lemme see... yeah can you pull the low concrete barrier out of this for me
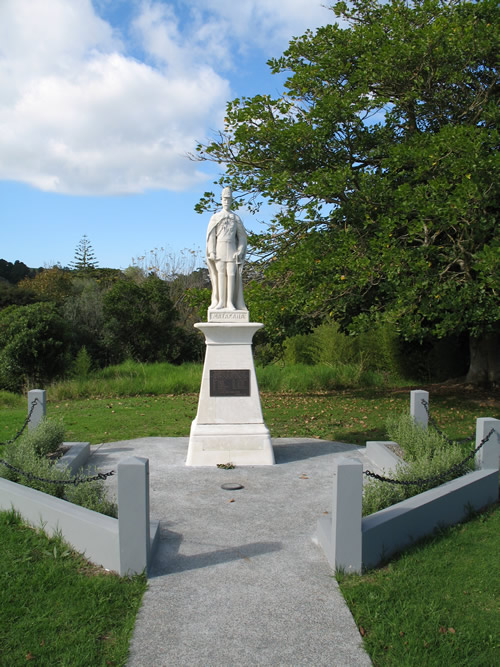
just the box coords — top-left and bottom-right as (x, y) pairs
(317, 416), (500, 573)
(0, 456), (159, 576)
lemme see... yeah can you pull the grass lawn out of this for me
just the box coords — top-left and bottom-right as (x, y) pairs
(0, 509), (147, 667)
(2, 384), (498, 447)
(1, 382), (499, 665)
(338, 504), (500, 666)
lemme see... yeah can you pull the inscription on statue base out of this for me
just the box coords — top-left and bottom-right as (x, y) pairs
(210, 370), (250, 397)
(208, 309), (250, 323)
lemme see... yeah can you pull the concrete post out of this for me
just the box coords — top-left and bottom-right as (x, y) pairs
(410, 390), (429, 429)
(316, 457), (363, 573)
(28, 389), (46, 430)
(475, 418), (500, 471)
(118, 456), (151, 576)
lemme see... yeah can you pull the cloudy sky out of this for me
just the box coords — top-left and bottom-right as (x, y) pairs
(1, 0), (332, 270)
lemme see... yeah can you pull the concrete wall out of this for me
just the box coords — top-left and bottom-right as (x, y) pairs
(362, 468), (498, 570)
(317, 416), (500, 573)
(0, 456), (159, 576)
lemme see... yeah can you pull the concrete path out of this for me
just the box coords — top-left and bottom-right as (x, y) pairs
(87, 437), (372, 666)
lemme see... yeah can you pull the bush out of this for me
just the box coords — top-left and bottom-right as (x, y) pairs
(1, 436), (67, 497)
(0, 420), (117, 517)
(72, 346), (93, 378)
(283, 334), (317, 365)
(362, 413), (475, 516)
(64, 475), (117, 518)
(282, 321), (403, 376)
(385, 412), (448, 461)
(18, 418), (65, 457)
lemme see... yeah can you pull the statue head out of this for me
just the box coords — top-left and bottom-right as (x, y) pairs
(221, 186), (232, 211)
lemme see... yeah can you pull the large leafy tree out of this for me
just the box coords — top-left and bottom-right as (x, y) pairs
(102, 276), (200, 364)
(195, 0), (499, 382)
(0, 303), (70, 391)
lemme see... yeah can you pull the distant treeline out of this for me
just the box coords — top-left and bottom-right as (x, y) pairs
(0, 258), (42, 284)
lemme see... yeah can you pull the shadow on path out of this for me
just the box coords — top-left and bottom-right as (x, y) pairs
(273, 440), (361, 463)
(150, 527), (282, 577)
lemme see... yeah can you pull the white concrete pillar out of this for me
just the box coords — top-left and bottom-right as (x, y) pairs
(475, 418), (500, 471)
(410, 390), (429, 428)
(28, 389), (46, 430)
(316, 457), (363, 573)
(118, 456), (151, 576)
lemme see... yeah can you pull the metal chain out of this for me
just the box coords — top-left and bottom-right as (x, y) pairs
(421, 399), (474, 445)
(1, 398), (114, 485)
(0, 398), (40, 447)
(364, 428), (495, 487)
(0, 457), (115, 486)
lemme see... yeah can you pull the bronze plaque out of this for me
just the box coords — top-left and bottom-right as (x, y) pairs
(210, 370), (250, 397)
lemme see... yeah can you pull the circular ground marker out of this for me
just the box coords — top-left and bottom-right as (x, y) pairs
(221, 483), (244, 491)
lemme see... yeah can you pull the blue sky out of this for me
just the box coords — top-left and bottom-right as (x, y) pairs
(0, 0), (332, 271)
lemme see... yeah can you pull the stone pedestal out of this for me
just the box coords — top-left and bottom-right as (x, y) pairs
(187, 318), (274, 466)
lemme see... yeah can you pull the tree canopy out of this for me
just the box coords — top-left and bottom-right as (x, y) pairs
(195, 0), (499, 381)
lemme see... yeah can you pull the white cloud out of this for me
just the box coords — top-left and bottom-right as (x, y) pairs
(189, 0), (331, 54)
(0, 0), (330, 196)
(0, 0), (230, 195)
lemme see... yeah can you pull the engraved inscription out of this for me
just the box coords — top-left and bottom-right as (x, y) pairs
(208, 310), (249, 323)
(210, 370), (250, 397)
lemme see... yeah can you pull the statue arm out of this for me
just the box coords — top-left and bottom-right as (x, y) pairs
(235, 217), (247, 260)
(206, 216), (218, 259)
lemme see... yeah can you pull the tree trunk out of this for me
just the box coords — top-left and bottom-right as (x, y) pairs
(466, 331), (500, 384)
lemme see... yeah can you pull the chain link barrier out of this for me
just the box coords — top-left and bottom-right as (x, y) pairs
(1, 398), (115, 485)
(0, 398), (40, 447)
(364, 428), (494, 487)
(0, 457), (115, 486)
(421, 398), (475, 445)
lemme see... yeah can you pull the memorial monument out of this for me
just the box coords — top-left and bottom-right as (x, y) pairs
(186, 187), (274, 466)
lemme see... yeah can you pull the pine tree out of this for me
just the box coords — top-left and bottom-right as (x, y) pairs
(70, 235), (98, 271)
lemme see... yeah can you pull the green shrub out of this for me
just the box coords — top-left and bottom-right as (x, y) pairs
(1, 437), (67, 497)
(64, 474), (117, 518)
(72, 346), (93, 378)
(18, 418), (65, 457)
(0, 420), (117, 517)
(362, 413), (475, 516)
(309, 322), (357, 366)
(385, 412), (448, 461)
(283, 334), (317, 365)
(282, 321), (403, 376)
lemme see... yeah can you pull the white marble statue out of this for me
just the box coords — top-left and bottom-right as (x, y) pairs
(206, 186), (247, 311)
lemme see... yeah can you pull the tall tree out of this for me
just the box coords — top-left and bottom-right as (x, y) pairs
(194, 0), (499, 382)
(70, 235), (99, 271)
(102, 276), (183, 363)
(0, 303), (70, 391)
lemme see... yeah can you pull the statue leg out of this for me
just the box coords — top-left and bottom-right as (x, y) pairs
(226, 263), (237, 310)
(207, 260), (218, 308)
(216, 261), (226, 309)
